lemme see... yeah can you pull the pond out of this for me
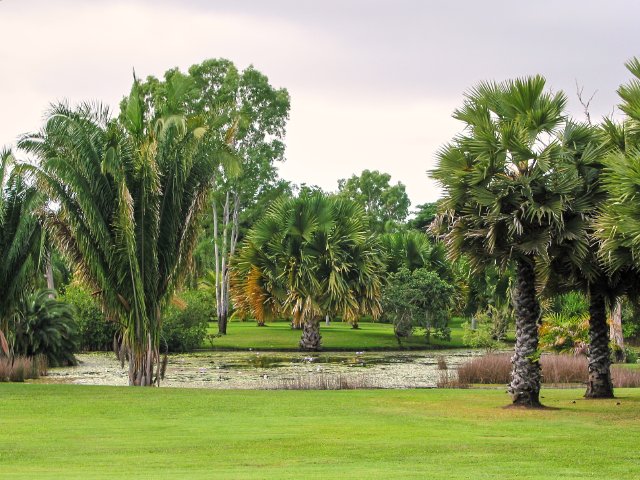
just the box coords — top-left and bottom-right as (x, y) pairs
(31, 350), (484, 389)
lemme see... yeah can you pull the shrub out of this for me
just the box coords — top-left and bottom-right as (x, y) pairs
(462, 320), (501, 351)
(11, 290), (77, 366)
(539, 292), (589, 354)
(381, 267), (454, 343)
(60, 283), (118, 352)
(161, 289), (213, 353)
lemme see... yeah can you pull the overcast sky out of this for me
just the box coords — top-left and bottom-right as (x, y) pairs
(1, 0), (639, 207)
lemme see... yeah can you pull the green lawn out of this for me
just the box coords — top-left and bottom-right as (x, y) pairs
(2, 385), (638, 479)
(204, 318), (468, 351)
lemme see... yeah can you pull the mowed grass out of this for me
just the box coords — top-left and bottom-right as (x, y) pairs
(2, 385), (639, 479)
(204, 318), (468, 351)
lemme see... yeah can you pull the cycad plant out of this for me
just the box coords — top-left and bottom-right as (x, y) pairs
(20, 75), (231, 385)
(431, 76), (581, 407)
(10, 289), (77, 367)
(231, 193), (384, 350)
(0, 150), (44, 356)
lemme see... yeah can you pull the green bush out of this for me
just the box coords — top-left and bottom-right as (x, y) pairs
(381, 267), (454, 343)
(10, 290), (78, 366)
(539, 292), (589, 354)
(60, 283), (117, 351)
(161, 290), (213, 353)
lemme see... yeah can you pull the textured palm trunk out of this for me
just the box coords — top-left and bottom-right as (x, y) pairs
(508, 257), (542, 408)
(585, 285), (614, 398)
(300, 318), (322, 351)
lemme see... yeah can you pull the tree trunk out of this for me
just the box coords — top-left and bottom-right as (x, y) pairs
(609, 298), (625, 362)
(127, 332), (158, 386)
(300, 318), (322, 351)
(508, 257), (542, 408)
(585, 285), (614, 398)
(45, 253), (55, 291)
(213, 190), (240, 336)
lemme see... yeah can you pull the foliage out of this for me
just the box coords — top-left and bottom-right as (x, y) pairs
(337, 169), (410, 232)
(597, 58), (640, 276)
(20, 72), (233, 385)
(60, 282), (117, 351)
(380, 230), (450, 280)
(407, 202), (438, 231)
(232, 193), (384, 349)
(0, 150), (44, 344)
(161, 290), (213, 353)
(462, 303), (512, 351)
(539, 292), (589, 354)
(622, 300), (640, 340)
(431, 76), (583, 273)
(8, 289), (77, 367)
(381, 267), (454, 343)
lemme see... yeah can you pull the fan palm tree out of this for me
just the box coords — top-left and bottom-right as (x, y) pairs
(380, 230), (449, 278)
(431, 76), (582, 407)
(20, 75), (232, 385)
(231, 193), (384, 350)
(544, 121), (626, 399)
(0, 150), (44, 356)
(596, 58), (640, 375)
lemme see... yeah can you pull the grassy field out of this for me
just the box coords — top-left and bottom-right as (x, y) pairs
(1, 385), (638, 479)
(204, 318), (469, 351)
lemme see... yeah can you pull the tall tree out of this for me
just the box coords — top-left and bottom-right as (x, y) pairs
(596, 58), (640, 375)
(231, 193), (384, 350)
(20, 74), (231, 385)
(0, 150), (44, 356)
(140, 59), (291, 335)
(431, 76), (581, 407)
(544, 121), (622, 399)
(337, 169), (410, 232)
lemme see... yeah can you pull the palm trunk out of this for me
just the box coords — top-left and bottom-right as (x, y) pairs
(585, 284), (614, 398)
(127, 332), (158, 386)
(508, 257), (542, 408)
(300, 318), (322, 351)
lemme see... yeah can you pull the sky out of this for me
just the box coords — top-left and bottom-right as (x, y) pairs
(1, 0), (640, 208)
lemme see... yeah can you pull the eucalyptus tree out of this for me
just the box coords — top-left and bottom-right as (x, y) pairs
(431, 76), (581, 407)
(231, 193), (384, 350)
(140, 59), (290, 334)
(0, 150), (44, 356)
(20, 75), (231, 386)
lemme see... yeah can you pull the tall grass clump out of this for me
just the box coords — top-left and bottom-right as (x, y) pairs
(455, 353), (640, 387)
(276, 374), (378, 390)
(0, 355), (47, 382)
(612, 367), (640, 388)
(457, 353), (513, 385)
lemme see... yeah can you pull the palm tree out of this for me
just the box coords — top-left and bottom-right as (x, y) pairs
(20, 75), (231, 386)
(596, 58), (640, 381)
(431, 76), (581, 407)
(231, 193), (384, 351)
(380, 230), (449, 277)
(544, 121), (624, 399)
(0, 150), (44, 356)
